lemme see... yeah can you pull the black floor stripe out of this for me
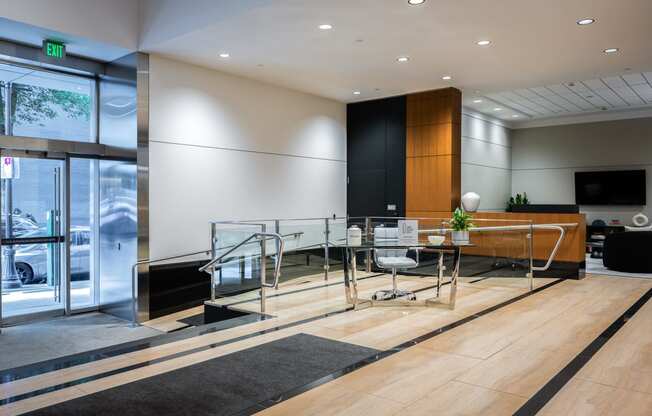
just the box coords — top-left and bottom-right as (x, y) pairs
(0, 307), (356, 406)
(0, 272), (383, 384)
(512, 287), (652, 416)
(1, 276), (564, 411)
(235, 279), (565, 415)
(219, 272), (384, 307)
(1, 279), (562, 408)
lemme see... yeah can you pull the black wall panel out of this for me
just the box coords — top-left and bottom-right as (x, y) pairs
(347, 96), (406, 217)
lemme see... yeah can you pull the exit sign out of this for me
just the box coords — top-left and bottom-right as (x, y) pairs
(43, 40), (66, 59)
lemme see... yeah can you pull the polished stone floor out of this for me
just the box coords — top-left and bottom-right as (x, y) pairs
(0, 313), (162, 371)
(0, 272), (650, 415)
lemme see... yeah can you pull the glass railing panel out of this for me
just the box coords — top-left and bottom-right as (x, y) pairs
(210, 222), (265, 297)
(274, 219), (328, 283)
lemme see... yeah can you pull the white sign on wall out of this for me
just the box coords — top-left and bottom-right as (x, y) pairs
(398, 219), (418, 245)
(1, 157), (20, 179)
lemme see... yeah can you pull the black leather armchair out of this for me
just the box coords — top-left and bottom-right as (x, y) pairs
(603, 231), (652, 273)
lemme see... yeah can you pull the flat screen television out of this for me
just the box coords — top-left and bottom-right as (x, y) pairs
(575, 170), (646, 205)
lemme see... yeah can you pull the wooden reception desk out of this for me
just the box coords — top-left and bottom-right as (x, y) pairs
(412, 211), (587, 278)
(466, 211), (586, 264)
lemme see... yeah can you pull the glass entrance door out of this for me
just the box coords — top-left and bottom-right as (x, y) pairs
(1, 155), (65, 318)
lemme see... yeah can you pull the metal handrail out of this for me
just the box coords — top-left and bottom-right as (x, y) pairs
(128, 232), (299, 326)
(199, 232), (299, 273)
(203, 232), (285, 314)
(418, 223), (577, 273)
(531, 225), (566, 272)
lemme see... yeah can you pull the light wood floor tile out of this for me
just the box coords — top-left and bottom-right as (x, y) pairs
(400, 380), (526, 416)
(576, 297), (652, 395)
(539, 378), (652, 416)
(332, 348), (481, 405)
(417, 280), (609, 359)
(455, 341), (576, 398)
(255, 380), (404, 416)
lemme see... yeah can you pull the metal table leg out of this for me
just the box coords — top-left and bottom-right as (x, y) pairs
(436, 251), (444, 298)
(350, 248), (359, 304)
(343, 247), (353, 304)
(449, 247), (461, 309)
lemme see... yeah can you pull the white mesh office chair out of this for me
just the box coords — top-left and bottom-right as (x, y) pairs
(372, 226), (419, 301)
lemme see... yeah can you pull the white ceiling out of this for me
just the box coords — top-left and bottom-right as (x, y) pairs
(140, 0), (652, 123)
(5, 0), (651, 124)
(465, 71), (652, 124)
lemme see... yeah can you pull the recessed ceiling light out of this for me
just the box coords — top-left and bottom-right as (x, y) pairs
(493, 107), (502, 111)
(397, 56), (410, 62)
(477, 40), (491, 46)
(319, 24), (333, 30)
(512, 114), (520, 118)
(408, 0), (426, 5)
(577, 18), (595, 25)
(442, 75), (452, 80)
(473, 99), (483, 103)
(604, 48), (619, 54)
(353, 91), (361, 95)
(219, 53), (230, 58)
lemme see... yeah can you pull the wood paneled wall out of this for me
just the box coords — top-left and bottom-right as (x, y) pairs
(406, 88), (462, 217)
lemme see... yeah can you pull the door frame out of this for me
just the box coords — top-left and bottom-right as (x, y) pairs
(0, 141), (135, 327)
(0, 149), (69, 325)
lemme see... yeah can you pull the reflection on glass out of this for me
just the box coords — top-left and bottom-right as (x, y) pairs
(0, 62), (94, 141)
(1, 157), (63, 317)
(70, 158), (98, 308)
(99, 78), (136, 149)
(98, 160), (137, 319)
(0, 80), (5, 135)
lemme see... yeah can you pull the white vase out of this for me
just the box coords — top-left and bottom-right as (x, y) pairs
(461, 192), (481, 213)
(451, 231), (469, 244)
(347, 225), (362, 246)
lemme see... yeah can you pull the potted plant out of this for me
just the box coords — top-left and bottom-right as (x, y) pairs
(450, 207), (474, 244)
(507, 192), (530, 212)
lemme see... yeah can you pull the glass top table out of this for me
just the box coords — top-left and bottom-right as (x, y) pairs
(332, 239), (471, 310)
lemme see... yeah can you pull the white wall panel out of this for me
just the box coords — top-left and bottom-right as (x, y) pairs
(148, 55), (347, 258)
(512, 117), (652, 224)
(461, 137), (511, 170)
(461, 113), (510, 146)
(149, 55), (346, 161)
(150, 142), (346, 258)
(461, 164), (512, 211)
(461, 111), (513, 211)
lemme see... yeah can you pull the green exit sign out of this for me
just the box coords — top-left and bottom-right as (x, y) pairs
(43, 40), (66, 59)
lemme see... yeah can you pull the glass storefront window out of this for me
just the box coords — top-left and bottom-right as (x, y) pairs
(0, 63), (95, 142)
(70, 158), (98, 308)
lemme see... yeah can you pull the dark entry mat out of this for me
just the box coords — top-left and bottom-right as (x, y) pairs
(26, 334), (380, 416)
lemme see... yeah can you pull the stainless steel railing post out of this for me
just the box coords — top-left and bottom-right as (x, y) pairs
(131, 263), (139, 327)
(274, 220), (280, 289)
(365, 217), (372, 273)
(210, 222), (216, 302)
(528, 223), (534, 291)
(324, 217), (330, 281)
(260, 224), (267, 314)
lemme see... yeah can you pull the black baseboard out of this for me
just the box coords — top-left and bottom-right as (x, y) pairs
(149, 259), (211, 320)
(509, 204), (580, 213)
(533, 260), (585, 279)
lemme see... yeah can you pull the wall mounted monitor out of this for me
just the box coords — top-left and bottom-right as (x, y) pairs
(575, 170), (646, 205)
